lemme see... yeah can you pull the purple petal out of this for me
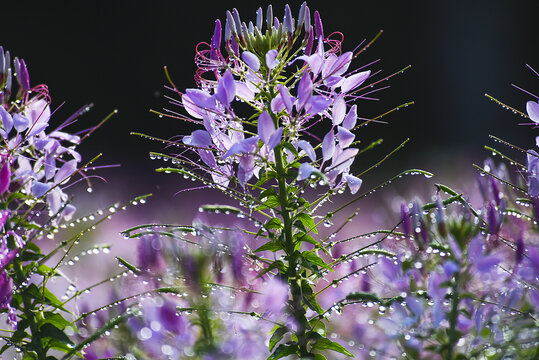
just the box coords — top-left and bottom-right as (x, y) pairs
(54, 159), (78, 184)
(400, 203), (412, 238)
(341, 70), (370, 93)
(24, 99), (50, 136)
(297, 52), (324, 76)
(199, 149), (216, 168)
(406, 295), (424, 318)
(277, 84), (295, 114)
(328, 51), (353, 77)
(62, 204), (76, 222)
(223, 136), (259, 159)
(0, 271), (13, 308)
(265, 50), (279, 69)
(267, 127), (283, 151)
(270, 95), (285, 113)
(182, 92), (207, 119)
(0, 210), (10, 230)
(159, 301), (185, 334)
(527, 101), (539, 123)
(337, 126), (355, 148)
(342, 104), (357, 130)
(44, 155), (56, 180)
(324, 76), (344, 88)
(297, 72), (313, 110)
(32, 181), (51, 198)
(27, 122), (48, 137)
(457, 314), (473, 333)
(321, 54), (337, 80)
(257, 111), (275, 144)
(296, 140), (316, 161)
(304, 25), (314, 55)
(0, 161), (10, 195)
(235, 81), (255, 102)
(12, 114), (29, 132)
(476, 254), (500, 273)
(215, 71), (236, 107)
(304, 95), (331, 115)
(443, 260), (459, 277)
(185, 89), (216, 110)
(428, 272), (447, 300)
(284, 4), (294, 34)
(529, 177), (539, 197)
(322, 131), (335, 161)
(238, 154), (255, 187)
(331, 148), (358, 172)
(262, 277), (289, 315)
(183, 130), (212, 147)
(314, 10), (324, 40)
(242, 51), (260, 71)
(211, 20), (222, 59)
(0, 107), (13, 135)
(297, 163), (317, 181)
(332, 97), (346, 125)
(345, 174), (362, 194)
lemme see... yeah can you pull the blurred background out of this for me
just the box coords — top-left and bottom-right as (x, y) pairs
(2, 0), (539, 215)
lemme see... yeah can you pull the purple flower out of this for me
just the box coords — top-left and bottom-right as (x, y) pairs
(242, 51), (260, 71)
(400, 203), (412, 238)
(526, 100), (539, 123)
(137, 233), (163, 271)
(0, 270), (12, 310)
(257, 111), (283, 151)
(527, 150), (539, 197)
(261, 277), (288, 316)
(159, 300), (185, 334)
(0, 156), (10, 194)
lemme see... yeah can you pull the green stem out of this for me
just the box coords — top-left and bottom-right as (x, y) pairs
(273, 144), (311, 358)
(447, 272), (460, 360)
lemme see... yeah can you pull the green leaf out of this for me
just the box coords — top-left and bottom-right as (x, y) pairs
(42, 312), (72, 330)
(25, 283), (67, 310)
(36, 264), (55, 276)
(263, 195), (281, 208)
(282, 142), (299, 157)
(312, 338), (353, 357)
(301, 281), (324, 314)
(295, 233), (317, 246)
(254, 241), (282, 253)
(116, 256), (141, 274)
(269, 326), (288, 351)
(200, 204), (242, 215)
(296, 213), (317, 234)
(302, 251), (332, 271)
(40, 323), (73, 345)
(265, 218), (282, 230)
(259, 187), (277, 201)
(25, 242), (42, 254)
(20, 251), (44, 261)
(345, 292), (383, 304)
(268, 344), (299, 359)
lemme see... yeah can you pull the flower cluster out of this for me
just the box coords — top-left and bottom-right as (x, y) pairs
(0, 46), (129, 360)
(178, 2), (374, 195)
(1, 47), (82, 222)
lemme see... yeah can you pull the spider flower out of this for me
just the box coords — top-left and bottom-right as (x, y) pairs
(173, 3), (383, 196)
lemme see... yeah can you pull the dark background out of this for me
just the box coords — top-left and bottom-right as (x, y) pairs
(3, 0), (539, 204)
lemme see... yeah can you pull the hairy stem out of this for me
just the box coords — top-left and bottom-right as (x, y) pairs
(274, 144), (311, 358)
